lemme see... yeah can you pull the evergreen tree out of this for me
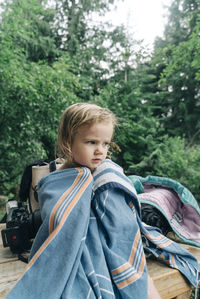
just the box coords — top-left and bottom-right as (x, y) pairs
(0, 0), (80, 195)
(150, 0), (200, 143)
(0, 0), (58, 62)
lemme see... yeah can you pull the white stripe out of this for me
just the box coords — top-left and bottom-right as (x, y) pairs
(88, 270), (95, 277)
(114, 268), (137, 284)
(100, 288), (115, 296)
(96, 274), (111, 282)
(94, 173), (137, 196)
(133, 240), (144, 273)
(184, 259), (196, 276)
(100, 190), (109, 219)
(114, 266), (135, 281)
(93, 160), (122, 177)
(87, 287), (92, 299)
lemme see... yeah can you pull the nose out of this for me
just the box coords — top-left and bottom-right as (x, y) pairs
(94, 144), (104, 155)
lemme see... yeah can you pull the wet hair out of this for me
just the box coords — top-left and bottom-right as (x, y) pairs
(57, 102), (117, 163)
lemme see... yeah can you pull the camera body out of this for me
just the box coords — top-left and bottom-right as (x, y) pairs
(1, 201), (42, 254)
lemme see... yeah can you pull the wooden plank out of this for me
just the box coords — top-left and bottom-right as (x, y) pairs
(0, 247), (18, 264)
(148, 259), (192, 298)
(0, 260), (26, 298)
(147, 244), (200, 299)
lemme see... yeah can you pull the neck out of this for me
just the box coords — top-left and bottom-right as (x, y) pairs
(60, 160), (82, 170)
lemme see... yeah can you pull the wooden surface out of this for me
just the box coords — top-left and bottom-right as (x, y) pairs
(147, 243), (200, 298)
(0, 223), (199, 298)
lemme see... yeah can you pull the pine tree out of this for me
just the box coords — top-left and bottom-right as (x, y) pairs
(150, 0), (200, 143)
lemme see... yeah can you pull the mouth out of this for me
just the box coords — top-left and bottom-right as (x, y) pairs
(92, 159), (102, 163)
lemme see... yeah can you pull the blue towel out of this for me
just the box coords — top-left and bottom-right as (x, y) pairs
(7, 160), (199, 299)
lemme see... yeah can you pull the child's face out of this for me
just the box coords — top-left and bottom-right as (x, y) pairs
(71, 121), (113, 171)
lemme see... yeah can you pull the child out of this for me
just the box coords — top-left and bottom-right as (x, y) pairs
(57, 102), (161, 299)
(57, 102), (117, 172)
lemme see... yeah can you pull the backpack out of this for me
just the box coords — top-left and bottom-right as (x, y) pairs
(19, 159), (63, 212)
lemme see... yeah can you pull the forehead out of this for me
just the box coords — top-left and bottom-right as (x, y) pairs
(77, 121), (113, 138)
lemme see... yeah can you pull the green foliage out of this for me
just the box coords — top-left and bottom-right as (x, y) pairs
(151, 0), (200, 144)
(0, 0), (58, 62)
(0, 54), (80, 196)
(53, 0), (115, 54)
(0, 0), (81, 196)
(129, 136), (200, 201)
(96, 72), (163, 170)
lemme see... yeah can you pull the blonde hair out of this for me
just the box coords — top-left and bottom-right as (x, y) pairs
(57, 102), (117, 163)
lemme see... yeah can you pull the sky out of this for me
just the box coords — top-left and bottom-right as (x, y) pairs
(0, 0), (173, 49)
(106, 0), (173, 48)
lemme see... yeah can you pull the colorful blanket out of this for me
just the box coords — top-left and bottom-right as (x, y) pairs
(7, 160), (200, 299)
(128, 175), (200, 247)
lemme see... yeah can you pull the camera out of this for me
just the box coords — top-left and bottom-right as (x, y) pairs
(1, 201), (42, 254)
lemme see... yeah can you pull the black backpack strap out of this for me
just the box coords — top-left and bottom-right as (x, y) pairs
(49, 160), (57, 172)
(19, 159), (49, 203)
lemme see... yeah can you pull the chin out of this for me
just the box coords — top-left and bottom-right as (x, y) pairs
(90, 165), (97, 172)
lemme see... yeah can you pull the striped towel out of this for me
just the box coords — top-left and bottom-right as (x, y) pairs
(7, 160), (199, 299)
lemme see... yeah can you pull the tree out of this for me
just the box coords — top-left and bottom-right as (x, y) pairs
(0, 0), (80, 195)
(149, 0), (200, 144)
(52, 0), (115, 54)
(51, 0), (134, 101)
(95, 57), (162, 170)
(0, 0), (58, 62)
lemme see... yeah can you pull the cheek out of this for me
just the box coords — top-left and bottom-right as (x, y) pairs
(71, 143), (81, 157)
(73, 144), (90, 157)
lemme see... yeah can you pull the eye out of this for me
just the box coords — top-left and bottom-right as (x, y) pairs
(86, 140), (95, 145)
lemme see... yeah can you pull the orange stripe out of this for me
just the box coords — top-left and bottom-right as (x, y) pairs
(116, 251), (146, 289)
(144, 233), (164, 240)
(111, 229), (141, 276)
(157, 239), (173, 248)
(112, 263), (130, 276)
(144, 233), (173, 247)
(55, 172), (92, 230)
(23, 170), (92, 274)
(129, 230), (141, 265)
(49, 168), (83, 233)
